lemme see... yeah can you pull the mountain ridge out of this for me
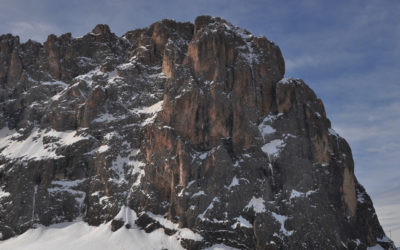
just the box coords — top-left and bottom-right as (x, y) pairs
(0, 16), (395, 249)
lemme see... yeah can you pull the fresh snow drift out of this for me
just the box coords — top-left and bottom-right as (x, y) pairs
(0, 206), (205, 250)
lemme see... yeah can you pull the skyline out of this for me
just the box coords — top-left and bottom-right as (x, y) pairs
(1, 0), (399, 245)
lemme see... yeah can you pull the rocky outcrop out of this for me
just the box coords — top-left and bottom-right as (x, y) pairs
(0, 16), (395, 249)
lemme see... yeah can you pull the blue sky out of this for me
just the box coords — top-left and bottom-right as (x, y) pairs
(1, 0), (399, 244)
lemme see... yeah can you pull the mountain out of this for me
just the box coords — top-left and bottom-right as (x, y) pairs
(0, 16), (396, 249)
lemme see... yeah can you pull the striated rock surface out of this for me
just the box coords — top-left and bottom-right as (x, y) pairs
(0, 16), (395, 249)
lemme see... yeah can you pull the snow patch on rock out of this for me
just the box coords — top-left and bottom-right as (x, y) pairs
(261, 139), (286, 158)
(0, 128), (90, 161)
(147, 211), (203, 241)
(48, 179), (86, 210)
(204, 244), (241, 250)
(290, 189), (317, 199)
(245, 197), (266, 213)
(367, 245), (385, 250)
(0, 188), (10, 199)
(277, 78), (302, 86)
(192, 191), (206, 197)
(198, 197), (219, 221)
(328, 128), (339, 138)
(271, 212), (293, 236)
(231, 216), (252, 229)
(227, 176), (239, 189)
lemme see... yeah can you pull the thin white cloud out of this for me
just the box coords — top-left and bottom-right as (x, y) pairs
(285, 51), (363, 71)
(6, 21), (61, 42)
(374, 203), (400, 246)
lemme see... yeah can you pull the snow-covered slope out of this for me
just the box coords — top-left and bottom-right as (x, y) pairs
(0, 207), (236, 250)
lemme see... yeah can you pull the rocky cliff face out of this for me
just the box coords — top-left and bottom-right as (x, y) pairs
(0, 16), (395, 249)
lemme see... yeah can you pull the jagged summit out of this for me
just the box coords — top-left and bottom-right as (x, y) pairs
(0, 16), (395, 249)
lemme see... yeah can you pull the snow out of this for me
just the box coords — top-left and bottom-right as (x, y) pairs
(46, 130), (91, 145)
(277, 78), (302, 86)
(0, 128), (90, 161)
(113, 206), (137, 226)
(0, 188), (10, 199)
(177, 188), (185, 197)
(104, 131), (121, 141)
(227, 176), (239, 189)
(99, 196), (111, 205)
(195, 146), (220, 161)
(192, 191), (205, 197)
(92, 113), (126, 123)
(376, 236), (392, 243)
(51, 90), (67, 101)
(357, 192), (365, 203)
(110, 150), (144, 184)
(41, 80), (68, 88)
(186, 180), (195, 188)
(97, 145), (110, 153)
(258, 124), (275, 137)
(262, 113), (283, 123)
(289, 190), (304, 199)
(367, 245), (385, 250)
(178, 228), (203, 241)
(91, 191), (100, 197)
(131, 168), (145, 187)
(42, 81), (68, 101)
(289, 189), (317, 199)
(245, 197), (266, 213)
(147, 211), (176, 230)
(198, 197), (219, 221)
(133, 100), (164, 115)
(146, 212), (203, 241)
(233, 27), (257, 64)
(231, 216), (252, 229)
(73, 67), (102, 87)
(204, 20), (255, 65)
(48, 179), (86, 210)
(51, 67), (119, 101)
(0, 129), (57, 160)
(354, 239), (361, 246)
(271, 212), (293, 236)
(117, 62), (135, 71)
(132, 100), (164, 126)
(0, 206), (197, 250)
(261, 139), (286, 158)
(328, 128), (339, 137)
(199, 152), (208, 160)
(277, 78), (292, 85)
(305, 190), (317, 197)
(49, 179), (85, 189)
(76, 56), (94, 67)
(0, 126), (16, 140)
(204, 244), (241, 250)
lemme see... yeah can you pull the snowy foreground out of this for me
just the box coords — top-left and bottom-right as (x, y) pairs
(0, 207), (237, 250)
(0, 220), (387, 250)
